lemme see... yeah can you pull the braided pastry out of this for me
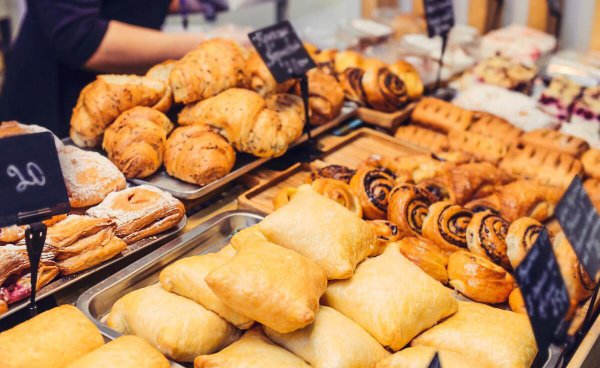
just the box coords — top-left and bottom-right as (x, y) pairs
(448, 250), (514, 304)
(307, 165), (354, 184)
(411, 97), (472, 133)
(367, 220), (400, 256)
(310, 179), (362, 217)
(387, 184), (434, 237)
(520, 128), (589, 157)
(553, 232), (595, 304)
(421, 201), (473, 253)
(102, 107), (173, 179)
(466, 211), (511, 270)
(170, 38), (248, 104)
(447, 130), (508, 164)
(394, 125), (449, 153)
(396, 237), (449, 284)
(506, 217), (542, 269)
(468, 112), (523, 144)
(164, 125), (235, 186)
(349, 168), (396, 220)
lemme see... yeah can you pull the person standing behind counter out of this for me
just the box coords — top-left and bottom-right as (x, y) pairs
(0, 0), (209, 138)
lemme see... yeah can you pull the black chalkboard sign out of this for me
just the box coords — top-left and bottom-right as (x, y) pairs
(248, 21), (316, 83)
(423, 0), (455, 38)
(0, 132), (69, 227)
(515, 228), (570, 353)
(547, 0), (561, 16)
(428, 352), (441, 368)
(555, 176), (600, 277)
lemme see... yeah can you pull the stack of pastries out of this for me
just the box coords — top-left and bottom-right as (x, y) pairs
(104, 186), (538, 367)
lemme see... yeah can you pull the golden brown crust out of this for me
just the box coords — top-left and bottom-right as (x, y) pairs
(388, 61), (424, 100)
(582, 149), (600, 179)
(466, 211), (511, 270)
(310, 179), (362, 218)
(367, 220), (401, 256)
(421, 201), (473, 253)
(411, 97), (472, 133)
(468, 112), (523, 144)
(273, 187), (298, 210)
(307, 165), (355, 184)
(57, 235), (127, 276)
(349, 168), (397, 220)
(245, 50), (297, 97)
(584, 179), (600, 213)
(553, 233), (596, 303)
(396, 237), (448, 284)
(520, 129), (589, 157)
(164, 125), (235, 186)
(509, 288), (527, 314)
(394, 125), (449, 153)
(448, 250), (514, 304)
(506, 217), (542, 270)
(145, 60), (176, 113)
(298, 69), (345, 125)
(387, 184), (434, 237)
(499, 144), (583, 188)
(333, 50), (365, 74)
(448, 130), (508, 164)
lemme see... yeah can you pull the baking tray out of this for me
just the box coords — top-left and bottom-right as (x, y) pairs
(76, 210), (262, 367)
(1, 216), (187, 320)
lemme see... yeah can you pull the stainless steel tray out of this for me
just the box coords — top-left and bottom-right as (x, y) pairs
(2, 216), (187, 320)
(130, 105), (357, 199)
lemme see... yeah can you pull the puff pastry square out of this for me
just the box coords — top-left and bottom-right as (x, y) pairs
(258, 188), (376, 279)
(107, 285), (240, 362)
(411, 301), (537, 368)
(265, 306), (390, 368)
(160, 252), (254, 329)
(375, 346), (485, 368)
(323, 243), (457, 350)
(206, 238), (327, 333)
(195, 327), (310, 368)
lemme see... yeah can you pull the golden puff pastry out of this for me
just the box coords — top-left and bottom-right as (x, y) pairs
(107, 285), (240, 362)
(194, 327), (310, 368)
(411, 301), (537, 368)
(395, 237), (449, 284)
(258, 187), (376, 280)
(0, 305), (104, 368)
(264, 306), (390, 368)
(323, 243), (457, 351)
(376, 346), (486, 368)
(160, 253), (254, 329)
(64, 335), (170, 368)
(206, 238), (327, 333)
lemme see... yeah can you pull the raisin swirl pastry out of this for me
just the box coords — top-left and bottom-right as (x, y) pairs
(387, 184), (434, 237)
(466, 211), (511, 270)
(448, 250), (515, 304)
(506, 217), (543, 269)
(307, 165), (355, 184)
(349, 168), (396, 220)
(421, 201), (473, 253)
(396, 237), (449, 284)
(367, 220), (400, 256)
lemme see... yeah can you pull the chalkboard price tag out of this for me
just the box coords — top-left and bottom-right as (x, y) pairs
(515, 228), (570, 353)
(428, 352), (441, 368)
(248, 21), (316, 83)
(423, 0), (455, 38)
(0, 132), (70, 227)
(555, 176), (600, 278)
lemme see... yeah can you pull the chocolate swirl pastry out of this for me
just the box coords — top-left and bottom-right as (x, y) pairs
(553, 233), (596, 303)
(367, 220), (400, 256)
(357, 155), (413, 183)
(397, 237), (449, 284)
(350, 168), (396, 220)
(466, 211), (511, 270)
(464, 195), (501, 215)
(339, 65), (409, 112)
(311, 179), (363, 218)
(307, 165), (355, 184)
(506, 217), (542, 269)
(387, 184), (434, 237)
(421, 201), (473, 253)
(339, 68), (368, 106)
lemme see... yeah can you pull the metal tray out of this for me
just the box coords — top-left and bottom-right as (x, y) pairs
(1, 216), (187, 320)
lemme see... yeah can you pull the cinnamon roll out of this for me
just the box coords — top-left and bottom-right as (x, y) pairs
(349, 168), (396, 220)
(387, 184), (434, 237)
(509, 288), (527, 314)
(448, 250), (514, 304)
(553, 233), (595, 303)
(466, 211), (511, 270)
(311, 179), (362, 217)
(396, 237), (449, 284)
(307, 165), (355, 184)
(506, 217), (542, 269)
(273, 187), (298, 210)
(421, 201), (472, 253)
(367, 220), (400, 256)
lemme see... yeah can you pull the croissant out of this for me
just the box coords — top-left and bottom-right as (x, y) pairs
(246, 50), (296, 97)
(179, 88), (305, 158)
(170, 38), (248, 104)
(145, 60), (176, 112)
(164, 125), (235, 186)
(70, 75), (170, 147)
(349, 167), (397, 220)
(102, 107), (173, 179)
(396, 237), (449, 284)
(466, 211), (511, 270)
(387, 184), (434, 237)
(388, 60), (424, 100)
(506, 217), (543, 270)
(448, 250), (514, 304)
(421, 201), (472, 253)
(295, 68), (345, 125)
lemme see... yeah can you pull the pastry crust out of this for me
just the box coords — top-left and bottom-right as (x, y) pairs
(160, 253), (254, 329)
(206, 237), (327, 333)
(448, 250), (514, 304)
(411, 301), (537, 368)
(367, 220), (401, 256)
(553, 233), (595, 303)
(466, 211), (511, 270)
(584, 178), (600, 212)
(468, 112), (523, 144)
(388, 60), (424, 100)
(86, 185), (185, 244)
(349, 167), (396, 220)
(194, 327), (310, 368)
(323, 243), (457, 351)
(298, 68), (345, 125)
(64, 336), (170, 368)
(107, 285), (240, 362)
(246, 50), (296, 97)
(310, 179), (362, 217)
(0, 305), (104, 368)
(0, 120), (64, 149)
(411, 97), (472, 133)
(520, 128), (589, 157)
(334, 50), (365, 74)
(506, 217), (543, 269)
(447, 130), (508, 164)
(58, 146), (126, 208)
(258, 188), (376, 279)
(145, 60), (175, 113)
(376, 346), (486, 368)
(394, 125), (449, 153)
(582, 149), (600, 179)
(264, 306), (390, 368)
(421, 201), (472, 253)
(387, 184), (434, 237)
(307, 165), (355, 184)
(396, 237), (449, 284)
(509, 288), (527, 315)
